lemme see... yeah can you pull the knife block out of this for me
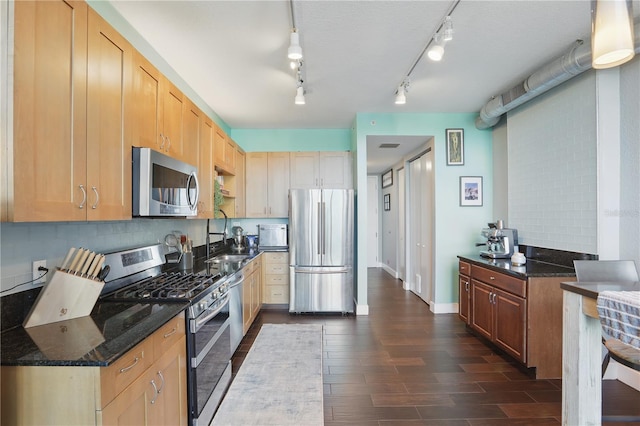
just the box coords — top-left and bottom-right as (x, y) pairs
(23, 269), (104, 328)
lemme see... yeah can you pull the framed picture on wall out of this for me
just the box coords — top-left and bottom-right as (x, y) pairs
(381, 169), (393, 188)
(460, 176), (483, 206)
(383, 194), (390, 211)
(446, 128), (464, 166)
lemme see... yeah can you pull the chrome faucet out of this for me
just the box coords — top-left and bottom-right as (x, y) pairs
(206, 209), (228, 259)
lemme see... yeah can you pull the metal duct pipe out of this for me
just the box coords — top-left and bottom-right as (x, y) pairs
(475, 18), (640, 130)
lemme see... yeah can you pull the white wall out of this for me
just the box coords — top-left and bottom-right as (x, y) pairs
(507, 72), (597, 253)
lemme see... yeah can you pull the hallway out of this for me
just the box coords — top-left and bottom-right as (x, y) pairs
(233, 268), (639, 425)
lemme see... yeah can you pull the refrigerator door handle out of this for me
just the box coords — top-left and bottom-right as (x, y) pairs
(317, 202), (322, 255)
(294, 268), (350, 274)
(321, 201), (326, 255)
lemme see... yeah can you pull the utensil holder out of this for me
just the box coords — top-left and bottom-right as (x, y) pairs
(179, 252), (194, 271)
(23, 269), (104, 328)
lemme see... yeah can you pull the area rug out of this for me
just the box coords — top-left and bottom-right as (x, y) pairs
(212, 323), (324, 426)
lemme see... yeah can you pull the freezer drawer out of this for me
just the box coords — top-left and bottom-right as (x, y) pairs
(289, 266), (354, 313)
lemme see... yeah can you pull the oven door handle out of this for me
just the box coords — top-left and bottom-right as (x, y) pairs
(191, 293), (230, 334)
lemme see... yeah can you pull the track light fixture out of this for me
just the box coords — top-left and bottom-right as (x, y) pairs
(288, 29), (303, 60)
(295, 85), (305, 105)
(395, 80), (409, 105)
(294, 61), (305, 105)
(591, 0), (635, 69)
(443, 16), (454, 41)
(393, 0), (460, 104)
(427, 34), (445, 61)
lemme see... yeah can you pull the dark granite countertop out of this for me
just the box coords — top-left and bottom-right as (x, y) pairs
(458, 254), (576, 279)
(560, 281), (640, 299)
(1, 300), (188, 367)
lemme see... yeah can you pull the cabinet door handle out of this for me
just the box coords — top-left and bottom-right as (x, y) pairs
(166, 136), (171, 152)
(465, 282), (469, 291)
(78, 185), (86, 209)
(119, 356), (139, 373)
(150, 379), (159, 404)
(91, 186), (99, 209)
(163, 327), (177, 338)
(156, 370), (165, 394)
(488, 291), (493, 303)
(489, 276), (495, 280)
(492, 293), (497, 304)
(159, 133), (165, 150)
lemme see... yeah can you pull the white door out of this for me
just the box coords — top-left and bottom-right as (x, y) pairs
(398, 167), (406, 282)
(408, 158), (422, 295)
(367, 176), (379, 267)
(420, 151), (434, 305)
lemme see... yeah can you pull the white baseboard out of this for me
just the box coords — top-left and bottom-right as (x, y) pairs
(606, 361), (640, 391)
(430, 302), (459, 314)
(381, 264), (397, 278)
(355, 302), (369, 315)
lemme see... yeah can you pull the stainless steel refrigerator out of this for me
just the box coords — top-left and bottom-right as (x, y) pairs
(289, 189), (354, 313)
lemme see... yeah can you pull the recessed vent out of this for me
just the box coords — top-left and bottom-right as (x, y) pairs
(379, 143), (400, 149)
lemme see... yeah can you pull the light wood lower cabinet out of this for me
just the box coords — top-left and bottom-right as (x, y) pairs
(1, 313), (187, 426)
(242, 255), (263, 335)
(460, 261), (568, 378)
(262, 252), (290, 305)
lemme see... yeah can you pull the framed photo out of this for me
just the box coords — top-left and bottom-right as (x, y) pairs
(383, 194), (390, 211)
(460, 176), (483, 206)
(381, 169), (393, 188)
(446, 128), (464, 166)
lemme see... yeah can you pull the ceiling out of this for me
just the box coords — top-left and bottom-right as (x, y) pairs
(107, 0), (639, 173)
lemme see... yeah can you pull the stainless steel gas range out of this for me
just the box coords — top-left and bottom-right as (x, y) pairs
(99, 243), (230, 426)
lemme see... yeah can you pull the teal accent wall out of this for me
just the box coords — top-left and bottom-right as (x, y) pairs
(230, 129), (352, 152)
(355, 113), (494, 308)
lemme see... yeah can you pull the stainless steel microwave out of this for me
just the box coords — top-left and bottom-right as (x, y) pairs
(132, 147), (199, 217)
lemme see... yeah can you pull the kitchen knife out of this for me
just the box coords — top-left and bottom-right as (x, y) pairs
(74, 249), (90, 275)
(92, 256), (106, 281)
(67, 248), (85, 273)
(97, 264), (110, 281)
(86, 254), (102, 279)
(60, 247), (76, 270)
(79, 251), (96, 277)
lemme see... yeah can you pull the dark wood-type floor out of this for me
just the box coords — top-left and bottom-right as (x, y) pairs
(232, 268), (640, 425)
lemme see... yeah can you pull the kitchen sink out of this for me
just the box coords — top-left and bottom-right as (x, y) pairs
(206, 254), (250, 263)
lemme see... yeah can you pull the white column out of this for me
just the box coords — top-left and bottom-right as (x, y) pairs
(596, 68), (622, 260)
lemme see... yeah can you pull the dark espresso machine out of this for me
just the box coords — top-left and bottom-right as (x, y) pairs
(478, 220), (519, 259)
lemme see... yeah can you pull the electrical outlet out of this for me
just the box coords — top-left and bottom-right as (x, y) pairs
(32, 260), (47, 285)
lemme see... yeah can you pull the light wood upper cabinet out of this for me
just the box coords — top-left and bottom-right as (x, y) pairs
(131, 51), (162, 152)
(290, 151), (353, 189)
(245, 152), (290, 218)
(162, 81), (185, 160)
(131, 51), (185, 161)
(9, 1), (131, 222)
(86, 8), (132, 221)
(235, 149), (246, 217)
(198, 116), (215, 218)
(213, 125), (236, 175)
(182, 99), (200, 167)
(10, 0), (88, 222)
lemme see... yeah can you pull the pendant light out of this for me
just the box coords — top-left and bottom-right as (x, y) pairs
(591, 0), (635, 69)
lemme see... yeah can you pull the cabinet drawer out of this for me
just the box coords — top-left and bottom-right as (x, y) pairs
(265, 252), (289, 264)
(153, 311), (185, 356)
(471, 265), (526, 298)
(265, 285), (289, 304)
(100, 338), (153, 407)
(265, 274), (289, 285)
(459, 260), (471, 276)
(264, 263), (288, 275)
